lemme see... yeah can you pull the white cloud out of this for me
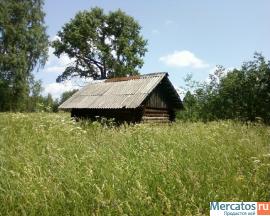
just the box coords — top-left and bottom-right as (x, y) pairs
(43, 78), (104, 99)
(45, 66), (66, 73)
(165, 19), (174, 25)
(59, 54), (72, 66)
(44, 80), (78, 99)
(44, 36), (74, 73)
(159, 50), (209, 69)
(44, 48), (73, 73)
(46, 47), (54, 66)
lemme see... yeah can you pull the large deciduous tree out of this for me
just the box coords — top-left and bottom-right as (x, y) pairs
(52, 7), (147, 82)
(0, 0), (48, 111)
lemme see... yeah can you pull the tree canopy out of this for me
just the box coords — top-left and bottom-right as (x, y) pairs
(52, 7), (147, 82)
(179, 53), (270, 124)
(0, 0), (49, 111)
(59, 89), (78, 105)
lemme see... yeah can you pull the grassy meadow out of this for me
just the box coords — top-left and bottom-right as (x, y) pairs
(0, 113), (269, 215)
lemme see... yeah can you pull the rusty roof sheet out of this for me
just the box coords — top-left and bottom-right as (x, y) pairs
(59, 73), (168, 109)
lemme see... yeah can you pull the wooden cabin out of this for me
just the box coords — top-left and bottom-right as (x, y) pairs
(59, 72), (183, 123)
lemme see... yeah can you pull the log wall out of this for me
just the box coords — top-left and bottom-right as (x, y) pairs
(142, 85), (175, 123)
(142, 108), (171, 123)
(71, 108), (143, 123)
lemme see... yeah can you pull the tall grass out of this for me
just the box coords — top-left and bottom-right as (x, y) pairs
(0, 113), (269, 215)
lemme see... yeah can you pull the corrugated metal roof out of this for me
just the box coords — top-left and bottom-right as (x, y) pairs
(59, 73), (169, 109)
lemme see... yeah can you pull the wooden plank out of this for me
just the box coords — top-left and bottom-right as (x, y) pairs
(143, 113), (169, 117)
(144, 111), (169, 115)
(142, 116), (169, 120)
(144, 109), (169, 114)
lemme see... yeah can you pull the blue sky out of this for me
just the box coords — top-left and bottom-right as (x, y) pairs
(39, 0), (270, 98)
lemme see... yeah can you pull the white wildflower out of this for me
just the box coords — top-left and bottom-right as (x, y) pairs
(262, 153), (270, 158)
(253, 160), (260, 164)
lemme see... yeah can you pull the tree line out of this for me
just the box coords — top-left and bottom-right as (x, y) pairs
(25, 87), (78, 113)
(178, 53), (270, 124)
